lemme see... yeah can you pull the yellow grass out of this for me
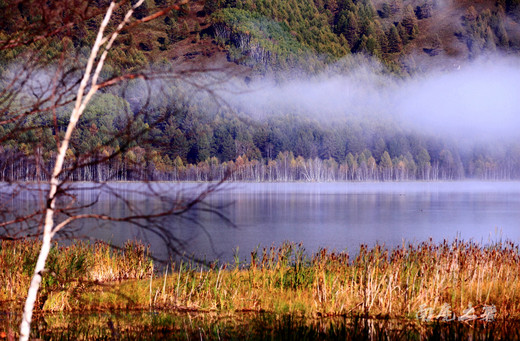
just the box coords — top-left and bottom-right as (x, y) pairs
(2, 239), (520, 320)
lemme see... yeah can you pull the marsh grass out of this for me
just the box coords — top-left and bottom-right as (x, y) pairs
(0, 239), (153, 311)
(2, 239), (520, 321)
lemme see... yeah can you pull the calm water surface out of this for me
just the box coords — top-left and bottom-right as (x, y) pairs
(199, 182), (520, 261)
(7, 181), (520, 262)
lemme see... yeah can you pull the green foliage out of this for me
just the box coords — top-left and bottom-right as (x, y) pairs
(212, 8), (317, 70)
(2, 0), (519, 75)
(211, 0), (352, 70)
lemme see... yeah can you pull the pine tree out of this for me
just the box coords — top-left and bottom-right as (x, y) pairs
(373, 19), (387, 52)
(484, 26), (497, 51)
(397, 22), (408, 42)
(401, 5), (418, 37)
(415, 3), (433, 19)
(380, 151), (393, 180)
(387, 25), (402, 53)
(343, 11), (359, 47)
(506, 0), (520, 14)
(492, 13), (509, 47)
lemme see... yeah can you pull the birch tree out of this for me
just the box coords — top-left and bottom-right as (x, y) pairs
(18, 2), (146, 339)
(3, 1), (228, 339)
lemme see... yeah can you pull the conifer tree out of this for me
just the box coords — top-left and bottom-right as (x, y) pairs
(401, 5), (418, 37)
(344, 11), (360, 47)
(387, 25), (403, 53)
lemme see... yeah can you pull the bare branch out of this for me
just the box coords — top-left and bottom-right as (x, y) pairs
(19, 1), (151, 339)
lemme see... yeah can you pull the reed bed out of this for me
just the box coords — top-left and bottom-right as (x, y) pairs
(0, 239), (153, 310)
(2, 239), (520, 320)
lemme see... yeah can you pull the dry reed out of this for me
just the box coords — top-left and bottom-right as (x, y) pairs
(2, 239), (519, 320)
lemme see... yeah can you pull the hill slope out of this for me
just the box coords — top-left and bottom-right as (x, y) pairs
(145, 0), (520, 73)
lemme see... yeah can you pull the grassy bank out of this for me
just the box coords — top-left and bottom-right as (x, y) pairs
(1, 239), (520, 321)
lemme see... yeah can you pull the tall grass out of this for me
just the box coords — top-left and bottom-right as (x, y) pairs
(0, 239), (153, 311)
(2, 239), (520, 320)
(143, 239), (520, 320)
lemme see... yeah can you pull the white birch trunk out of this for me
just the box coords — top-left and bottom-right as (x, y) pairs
(18, 2), (143, 340)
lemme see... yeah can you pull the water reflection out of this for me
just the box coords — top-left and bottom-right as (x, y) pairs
(200, 182), (520, 262)
(2, 311), (519, 340)
(2, 181), (520, 263)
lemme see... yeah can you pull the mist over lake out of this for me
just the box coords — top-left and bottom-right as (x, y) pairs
(8, 181), (518, 263)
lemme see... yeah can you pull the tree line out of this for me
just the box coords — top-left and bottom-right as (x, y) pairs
(1, 85), (519, 182)
(0, 146), (516, 182)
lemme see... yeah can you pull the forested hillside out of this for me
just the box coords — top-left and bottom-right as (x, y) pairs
(1, 0), (520, 182)
(207, 0), (520, 72)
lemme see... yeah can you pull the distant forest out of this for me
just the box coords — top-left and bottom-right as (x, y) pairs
(1, 0), (520, 182)
(1, 86), (519, 182)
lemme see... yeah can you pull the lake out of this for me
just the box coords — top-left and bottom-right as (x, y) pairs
(6, 181), (520, 263)
(195, 181), (520, 262)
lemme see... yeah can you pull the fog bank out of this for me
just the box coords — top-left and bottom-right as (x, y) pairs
(219, 55), (520, 142)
